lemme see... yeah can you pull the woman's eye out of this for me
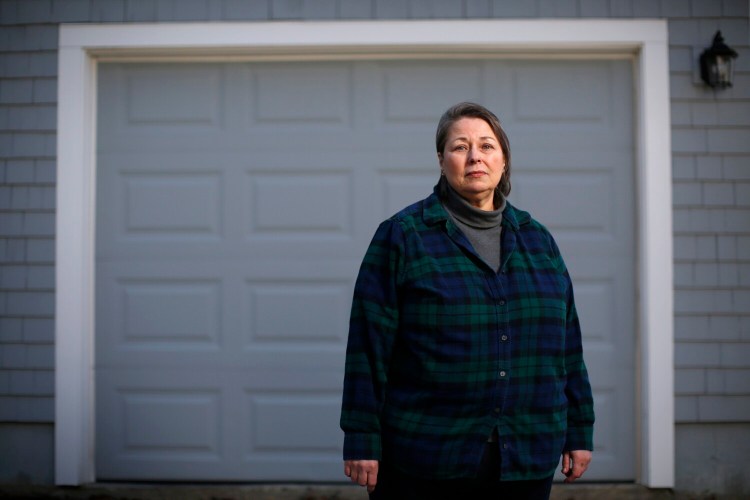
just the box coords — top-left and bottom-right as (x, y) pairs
(482, 144), (494, 150)
(454, 145), (468, 151)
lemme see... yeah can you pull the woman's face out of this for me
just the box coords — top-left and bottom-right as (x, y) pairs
(438, 117), (505, 210)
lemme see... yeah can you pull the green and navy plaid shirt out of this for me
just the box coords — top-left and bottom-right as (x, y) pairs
(340, 184), (594, 481)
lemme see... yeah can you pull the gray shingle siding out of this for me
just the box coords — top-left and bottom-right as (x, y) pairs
(669, 0), (750, 431)
(0, 3), (58, 481)
(0, 0), (748, 491)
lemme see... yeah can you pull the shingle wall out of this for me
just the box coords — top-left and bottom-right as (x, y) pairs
(0, 1), (57, 431)
(0, 0), (748, 491)
(668, 0), (750, 426)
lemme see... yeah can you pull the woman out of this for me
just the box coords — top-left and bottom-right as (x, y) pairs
(340, 102), (594, 499)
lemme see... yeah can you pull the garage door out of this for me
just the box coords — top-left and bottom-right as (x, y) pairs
(95, 58), (634, 481)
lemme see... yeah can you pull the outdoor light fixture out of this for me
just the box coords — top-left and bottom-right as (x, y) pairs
(700, 31), (739, 89)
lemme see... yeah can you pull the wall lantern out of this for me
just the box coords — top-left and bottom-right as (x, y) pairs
(700, 31), (739, 89)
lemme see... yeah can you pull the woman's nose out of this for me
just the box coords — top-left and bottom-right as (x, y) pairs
(468, 147), (482, 163)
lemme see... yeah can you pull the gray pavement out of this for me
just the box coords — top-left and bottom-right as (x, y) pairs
(0, 483), (743, 500)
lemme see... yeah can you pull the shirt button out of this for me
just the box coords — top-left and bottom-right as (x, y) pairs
(494, 407), (501, 413)
(499, 370), (507, 377)
(503, 443), (508, 449)
(501, 335), (508, 341)
(498, 299), (506, 306)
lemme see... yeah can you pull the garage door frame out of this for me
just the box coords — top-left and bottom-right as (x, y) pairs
(55, 19), (673, 487)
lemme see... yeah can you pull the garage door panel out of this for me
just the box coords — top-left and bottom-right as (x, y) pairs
(97, 58), (635, 481)
(119, 389), (222, 455)
(246, 171), (353, 236)
(122, 171), (223, 238)
(505, 60), (629, 133)
(126, 65), (224, 127)
(510, 132), (633, 156)
(249, 394), (343, 452)
(512, 150), (634, 170)
(97, 275), (349, 367)
(589, 389), (622, 462)
(97, 163), (368, 259)
(502, 61), (634, 157)
(96, 155), (229, 255)
(119, 279), (222, 348)
(243, 391), (343, 480)
(245, 281), (350, 345)
(99, 260), (361, 283)
(250, 63), (353, 127)
(574, 279), (615, 343)
(237, 366), (345, 391)
(98, 371), (344, 481)
(513, 170), (615, 237)
(96, 275), (225, 362)
(510, 61), (612, 124)
(380, 171), (437, 219)
(96, 371), (229, 479)
(380, 61), (484, 123)
(98, 64), (227, 150)
(96, 354), (346, 377)
(241, 457), (341, 481)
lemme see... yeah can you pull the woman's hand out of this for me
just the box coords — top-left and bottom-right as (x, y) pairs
(561, 450), (592, 483)
(344, 460), (379, 493)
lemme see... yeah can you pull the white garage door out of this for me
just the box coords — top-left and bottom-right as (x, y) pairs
(95, 58), (634, 481)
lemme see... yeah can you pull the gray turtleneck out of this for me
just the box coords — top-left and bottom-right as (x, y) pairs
(441, 178), (506, 272)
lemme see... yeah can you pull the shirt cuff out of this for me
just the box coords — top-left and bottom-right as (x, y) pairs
(343, 432), (382, 461)
(564, 425), (594, 452)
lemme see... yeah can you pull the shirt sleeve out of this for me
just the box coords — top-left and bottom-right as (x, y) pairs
(548, 234), (595, 452)
(340, 219), (404, 461)
(562, 273), (595, 452)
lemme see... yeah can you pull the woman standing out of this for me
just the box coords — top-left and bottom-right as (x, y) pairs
(340, 102), (594, 499)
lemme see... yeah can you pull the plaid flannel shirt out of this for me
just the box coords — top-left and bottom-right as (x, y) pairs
(340, 185), (594, 481)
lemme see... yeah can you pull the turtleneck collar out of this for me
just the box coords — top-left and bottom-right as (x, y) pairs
(439, 176), (506, 229)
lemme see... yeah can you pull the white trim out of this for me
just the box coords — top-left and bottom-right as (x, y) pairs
(636, 34), (675, 489)
(55, 19), (673, 487)
(60, 19), (668, 51)
(55, 42), (97, 486)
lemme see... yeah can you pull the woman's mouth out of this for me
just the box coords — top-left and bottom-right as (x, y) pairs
(466, 171), (486, 178)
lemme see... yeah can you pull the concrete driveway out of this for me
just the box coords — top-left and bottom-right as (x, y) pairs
(0, 483), (739, 499)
